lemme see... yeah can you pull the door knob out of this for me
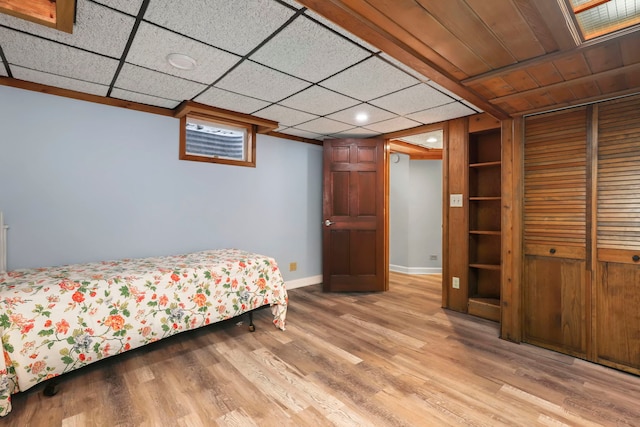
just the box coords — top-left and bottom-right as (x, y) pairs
(549, 248), (556, 254)
(633, 255), (640, 262)
(324, 219), (335, 226)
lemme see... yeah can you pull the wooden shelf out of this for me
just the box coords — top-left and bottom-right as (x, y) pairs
(469, 161), (501, 168)
(469, 263), (501, 270)
(468, 297), (500, 322)
(469, 196), (500, 201)
(470, 230), (501, 235)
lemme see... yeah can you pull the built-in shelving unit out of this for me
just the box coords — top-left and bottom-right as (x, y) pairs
(468, 129), (501, 322)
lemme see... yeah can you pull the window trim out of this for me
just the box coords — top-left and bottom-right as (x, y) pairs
(174, 101), (278, 168)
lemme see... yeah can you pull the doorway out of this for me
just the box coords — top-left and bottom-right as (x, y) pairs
(388, 129), (444, 277)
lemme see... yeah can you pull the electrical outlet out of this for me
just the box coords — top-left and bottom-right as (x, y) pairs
(430, 255), (438, 261)
(452, 277), (460, 289)
(289, 262), (297, 272)
(450, 194), (463, 207)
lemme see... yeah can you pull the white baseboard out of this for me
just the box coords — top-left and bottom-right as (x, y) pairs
(389, 264), (442, 275)
(285, 275), (322, 290)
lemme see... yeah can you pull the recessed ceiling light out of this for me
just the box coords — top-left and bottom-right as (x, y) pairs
(426, 137), (438, 143)
(166, 53), (197, 70)
(355, 112), (369, 122)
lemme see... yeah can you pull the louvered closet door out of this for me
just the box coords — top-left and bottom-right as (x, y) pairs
(523, 108), (588, 357)
(596, 95), (640, 372)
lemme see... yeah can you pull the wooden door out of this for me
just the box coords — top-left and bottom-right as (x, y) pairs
(594, 96), (640, 373)
(523, 107), (589, 357)
(322, 138), (387, 292)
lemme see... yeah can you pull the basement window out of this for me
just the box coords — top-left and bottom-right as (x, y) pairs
(182, 115), (255, 167)
(568, 0), (640, 39)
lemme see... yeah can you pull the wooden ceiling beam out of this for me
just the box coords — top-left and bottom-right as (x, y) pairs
(296, 0), (510, 120)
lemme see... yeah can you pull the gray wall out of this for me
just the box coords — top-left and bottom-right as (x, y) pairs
(0, 85), (323, 284)
(390, 153), (442, 274)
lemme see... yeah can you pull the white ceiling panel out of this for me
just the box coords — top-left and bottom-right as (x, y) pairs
(253, 104), (319, 127)
(115, 64), (207, 100)
(304, 10), (380, 53)
(380, 53), (431, 82)
(127, 22), (240, 85)
(92, 0), (144, 16)
(369, 83), (455, 116)
(330, 128), (382, 139)
(321, 56), (419, 101)
(143, 0), (295, 56)
(427, 80), (464, 101)
(461, 99), (481, 112)
(215, 60), (309, 102)
(280, 127), (324, 140)
(194, 86), (270, 114)
(278, 0), (304, 9)
(250, 15), (370, 83)
(364, 117), (422, 133)
(110, 88), (180, 109)
(296, 117), (353, 134)
(0, 67), (6, 77)
(11, 66), (109, 96)
(406, 102), (476, 124)
(325, 103), (396, 127)
(0, 28), (119, 85)
(0, 1), (135, 58)
(279, 85), (359, 116)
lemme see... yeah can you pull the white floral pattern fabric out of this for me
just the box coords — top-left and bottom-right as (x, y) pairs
(0, 249), (287, 416)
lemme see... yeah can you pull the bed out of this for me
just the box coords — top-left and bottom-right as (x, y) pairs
(0, 248), (288, 416)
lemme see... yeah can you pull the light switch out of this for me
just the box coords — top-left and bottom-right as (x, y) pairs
(450, 194), (463, 207)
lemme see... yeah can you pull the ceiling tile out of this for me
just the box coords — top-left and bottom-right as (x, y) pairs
(279, 85), (359, 116)
(144, 0), (295, 56)
(115, 63), (207, 101)
(253, 104), (319, 127)
(380, 53), (431, 82)
(11, 66), (109, 96)
(92, 0), (144, 16)
(364, 117), (422, 134)
(330, 128), (382, 139)
(194, 86), (271, 114)
(110, 88), (180, 109)
(0, 28), (119, 85)
(250, 15), (370, 83)
(325, 103), (395, 127)
(295, 117), (353, 134)
(0, 66), (6, 77)
(215, 60), (309, 102)
(369, 83), (455, 116)
(304, 10), (380, 53)
(427, 80), (463, 100)
(278, 0), (303, 9)
(280, 127), (324, 140)
(461, 99), (482, 112)
(406, 102), (476, 124)
(320, 56), (419, 101)
(0, 1), (134, 58)
(127, 22), (240, 85)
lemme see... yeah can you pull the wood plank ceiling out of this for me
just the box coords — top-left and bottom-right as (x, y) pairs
(297, 0), (640, 119)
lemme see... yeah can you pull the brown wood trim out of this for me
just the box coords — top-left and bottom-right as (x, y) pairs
(530, 0), (582, 49)
(265, 131), (322, 146)
(441, 121), (450, 308)
(0, 76), (175, 117)
(597, 248), (640, 264)
(468, 113), (501, 133)
(515, 87), (640, 117)
(382, 122), (445, 140)
(388, 139), (442, 160)
(524, 244), (587, 259)
(174, 101), (278, 133)
(487, 62), (640, 106)
(0, 0), (75, 33)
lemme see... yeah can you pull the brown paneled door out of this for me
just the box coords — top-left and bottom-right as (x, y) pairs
(322, 138), (388, 292)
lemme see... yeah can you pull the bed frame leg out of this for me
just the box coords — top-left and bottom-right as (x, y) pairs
(43, 381), (59, 397)
(248, 311), (255, 332)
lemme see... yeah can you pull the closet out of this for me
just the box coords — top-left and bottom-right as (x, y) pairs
(523, 94), (640, 374)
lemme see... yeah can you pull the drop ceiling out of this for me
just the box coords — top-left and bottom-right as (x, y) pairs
(0, 0), (480, 141)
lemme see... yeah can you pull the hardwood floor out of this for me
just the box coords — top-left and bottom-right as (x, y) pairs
(4, 272), (640, 426)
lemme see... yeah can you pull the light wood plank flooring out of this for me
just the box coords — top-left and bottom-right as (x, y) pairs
(3, 273), (640, 426)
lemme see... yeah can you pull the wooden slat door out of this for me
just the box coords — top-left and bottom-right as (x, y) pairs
(523, 107), (589, 357)
(595, 96), (640, 372)
(322, 138), (387, 292)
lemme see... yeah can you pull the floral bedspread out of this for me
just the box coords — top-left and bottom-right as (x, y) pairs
(0, 249), (287, 416)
